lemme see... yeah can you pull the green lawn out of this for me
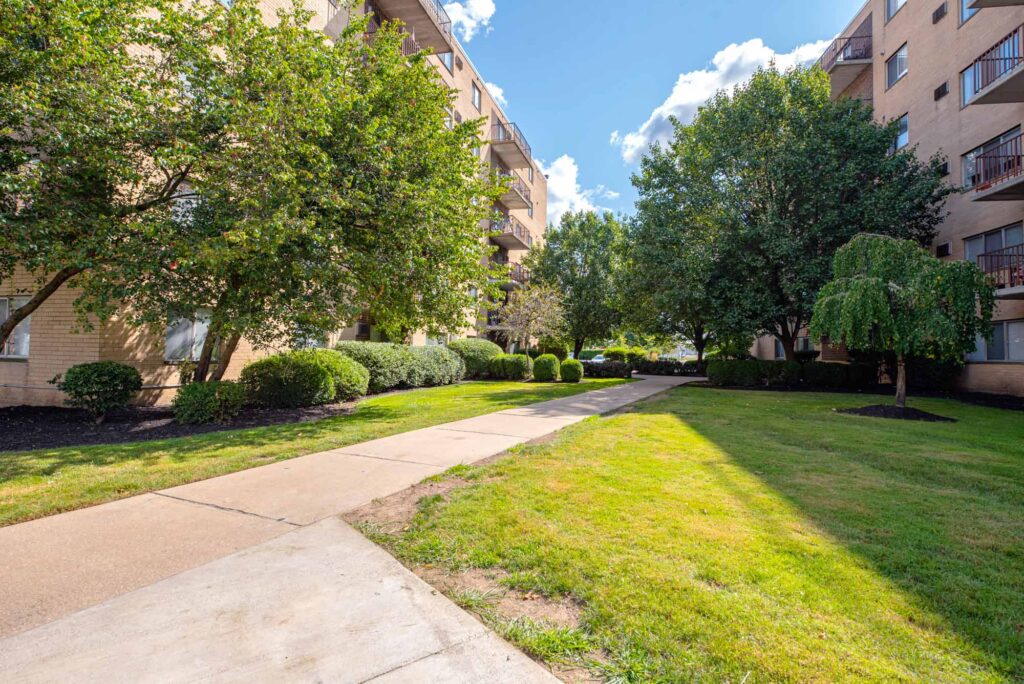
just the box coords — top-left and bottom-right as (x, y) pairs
(0, 379), (627, 527)
(378, 388), (1024, 682)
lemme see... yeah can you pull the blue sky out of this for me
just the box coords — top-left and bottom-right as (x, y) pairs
(444, 0), (867, 221)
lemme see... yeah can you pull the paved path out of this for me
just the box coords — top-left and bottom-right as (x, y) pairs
(0, 376), (694, 682)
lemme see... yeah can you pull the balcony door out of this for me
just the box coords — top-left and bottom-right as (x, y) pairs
(965, 222), (1024, 264)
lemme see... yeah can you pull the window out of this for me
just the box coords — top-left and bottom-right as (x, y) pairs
(774, 339), (786, 360)
(894, 114), (910, 150)
(960, 66), (976, 107)
(969, 320), (1024, 362)
(164, 311), (212, 362)
(471, 82), (481, 111)
(962, 127), (1021, 188)
(0, 297), (30, 358)
(886, 0), (907, 21)
(886, 44), (908, 88)
(796, 337), (815, 353)
(439, 51), (453, 73)
(528, 205), (534, 218)
(528, 166), (534, 183)
(960, 0), (978, 24)
(964, 222), (1024, 264)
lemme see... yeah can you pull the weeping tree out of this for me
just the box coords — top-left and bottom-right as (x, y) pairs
(810, 234), (994, 408)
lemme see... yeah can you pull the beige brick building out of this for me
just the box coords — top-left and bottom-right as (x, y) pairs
(0, 0), (547, 407)
(754, 0), (1024, 395)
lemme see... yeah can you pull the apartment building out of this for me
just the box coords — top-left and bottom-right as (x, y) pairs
(0, 0), (547, 406)
(754, 0), (1024, 395)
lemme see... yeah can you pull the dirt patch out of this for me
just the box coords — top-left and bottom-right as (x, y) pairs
(836, 405), (957, 423)
(344, 476), (471, 533)
(0, 401), (358, 453)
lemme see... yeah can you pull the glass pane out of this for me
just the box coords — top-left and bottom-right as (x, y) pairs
(988, 323), (1006, 361)
(967, 333), (987, 363)
(10, 317), (29, 357)
(774, 339), (785, 359)
(961, 68), (975, 106)
(192, 313), (211, 361)
(965, 236), (984, 264)
(1008, 321), (1024, 362)
(985, 231), (1004, 254)
(164, 319), (193, 362)
(1005, 224), (1023, 247)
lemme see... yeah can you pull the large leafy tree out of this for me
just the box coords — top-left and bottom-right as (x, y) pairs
(811, 234), (994, 408)
(657, 67), (954, 360)
(525, 210), (622, 359)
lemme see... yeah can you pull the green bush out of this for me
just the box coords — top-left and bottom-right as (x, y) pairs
(560, 359), (584, 383)
(172, 381), (247, 424)
(581, 361), (633, 379)
(603, 346), (629, 363)
(53, 362), (142, 422)
(635, 359), (690, 376)
(240, 353), (334, 408)
(447, 338), (503, 379)
(489, 353), (533, 381)
(847, 362), (879, 388)
(537, 339), (569, 361)
(802, 362), (848, 388)
(706, 360), (735, 387)
(760, 360), (801, 387)
(291, 348), (369, 401)
(578, 349), (603, 361)
(732, 359), (762, 387)
(533, 354), (560, 382)
(794, 350), (821, 364)
(409, 346), (465, 387)
(335, 341), (415, 394)
(906, 357), (962, 391)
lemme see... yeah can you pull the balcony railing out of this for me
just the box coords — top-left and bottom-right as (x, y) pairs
(492, 258), (529, 286)
(964, 24), (1024, 100)
(498, 173), (531, 204)
(419, 0), (453, 42)
(491, 122), (532, 160)
(819, 35), (872, 73)
(491, 217), (531, 245)
(974, 133), (1023, 193)
(978, 245), (1024, 290)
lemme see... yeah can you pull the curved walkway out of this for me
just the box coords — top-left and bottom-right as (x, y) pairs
(0, 375), (696, 682)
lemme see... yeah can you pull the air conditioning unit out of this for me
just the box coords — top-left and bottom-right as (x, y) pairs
(934, 81), (949, 101)
(938, 160), (950, 177)
(936, 242), (952, 258)
(932, 2), (948, 24)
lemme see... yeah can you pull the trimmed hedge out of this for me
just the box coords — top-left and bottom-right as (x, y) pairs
(409, 346), (465, 387)
(803, 362), (848, 388)
(335, 342), (414, 394)
(560, 359), (584, 383)
(54, 362), (143, 422)
(634, 359), (703, 377)
(605, 346), (648, 365)
(707, 359), (882, 390)
(533, 354), (560, 382)
(582, 361), (633, 379)
(173, 381), (247, 424)
(489, 353), (533, 381)
(760, 360), (801, 387)
(906, 357), (962, 391)
(578, 349), (603, 361)
(292, 349), (370, 401)
(447, 338), (503, 379)
(241, 353), (335, 408)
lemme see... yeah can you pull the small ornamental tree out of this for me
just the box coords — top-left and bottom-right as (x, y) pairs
(499, 284), (566, 352)
(810, 234), (995, 408)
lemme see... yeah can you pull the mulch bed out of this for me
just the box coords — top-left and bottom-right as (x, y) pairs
(836, 405), (957, 423)
(0, 402), (357, 453)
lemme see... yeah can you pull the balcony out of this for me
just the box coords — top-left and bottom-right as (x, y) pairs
(819, 32), (872, 98)
(492, 259), (529, 290)
(978, 245), (1024, 299)
(969, 0), (1024, 9)
(489, 217), (532, 251)
(365, 27), (420, 57)
(498, 172), (531, 210)
(964, 24), (1024, 105)
(490, 122), (532, 168)
(972, 133), (1024, 201)
(372, 0), (452, 53)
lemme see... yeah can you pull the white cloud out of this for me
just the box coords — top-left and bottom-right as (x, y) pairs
(484, 81), (507, 107)
(538, 155), (617, 223)
(615, 38), (832, 164)
(443, 0), (496, 42)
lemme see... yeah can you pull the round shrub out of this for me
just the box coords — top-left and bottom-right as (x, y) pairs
(603, 346), (629, 363)
(578, 349), (603, 361)
(489, 353), (533, 381)
(240, 353), (334, 408)
(537, 339), (569, 361)
(335, 341), (415, 394)
(447, 338), (503, 379)
(533, 354), (560, 382)
(173, 381), (247, 424)
(560, 359), (584, 383)
(291, 348), (369, 401)
(410, 346), (466, 387)
(53, 362), (142, 422)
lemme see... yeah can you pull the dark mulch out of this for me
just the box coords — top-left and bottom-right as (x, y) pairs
(836, 405), (957, 423)
(0, 402), (357, 453)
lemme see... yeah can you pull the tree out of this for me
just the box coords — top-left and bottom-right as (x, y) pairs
(810, 234), (994, 408)
(655, 67), (954, 361)
(499, 284), (566, 352)
(525, 210), (622, 358)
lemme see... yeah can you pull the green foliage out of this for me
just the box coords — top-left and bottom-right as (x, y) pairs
(533, 354), (561, 382)
(578, 349), (603, 361)
(536, 339), (570, 361)
(489, 354), (533, 381)
(52, 362), (142, 421)
(172, 381), (247, 425)
(335, 342), (416, 394)
(291, 349), (369, 402)
(560, 359), (584, 383)
(409, 347), (466, 388)
(847, 362), (879, 388)
(732, 360), (762, 387)
(447, 338), (503, 379)
(906, 358), (962, 391)
(605, 346), (647, 365)
(240, 353), (334, 408)
(499, 618), (594, 663)
(635, 359), (694, 377)
(802, 362), (848, 389)
(498, 285), (566, 350)
(760, 361), (801, 387)
(582, 361), (633, 379)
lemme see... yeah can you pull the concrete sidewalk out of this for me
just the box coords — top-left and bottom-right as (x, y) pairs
(0, 375), (694, 681)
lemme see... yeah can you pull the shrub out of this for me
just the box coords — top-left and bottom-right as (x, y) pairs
(489, 353), (533, 381)
(448, 338), (503, 379)
(533, 354), (560, 382)
(410, 346), (466, 387)
(635, 359), (688, 376)
(560, 359), (584, 383)
(794, 350), (821, 364)
(335, 341), (415, 394)
(603, 346), (629, 363)
(732, 359), (762, 387)
(578, 349), (603, 361)
(802, 362), (848, 388)
(760, 360), (801, 387)
(847, 362), (879, 389)
(173, 381), (247, 424)
(290, 348), (369, 401)
(240, 353), (334, 408)
(537, 339), (569, 361)
(53, 362), (142, 422)
(706, 360), (736, 387)
(906, 357), (962, 391)
(581, 361), (633, 379)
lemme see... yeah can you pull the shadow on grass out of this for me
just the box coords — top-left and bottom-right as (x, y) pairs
(639, 387), (1024, 679)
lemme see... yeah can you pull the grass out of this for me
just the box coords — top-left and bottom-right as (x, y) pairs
(0, 379), (627, 526)
(377, 388), (1024, 682)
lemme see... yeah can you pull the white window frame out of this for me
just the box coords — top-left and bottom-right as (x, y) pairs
(164, 310), (213, 363)
(969, 320), (1024, 363)
(0, 296), (31, 359)
(471, 82), (482, 111)
(886, 44), (908, 88)
(894, 113), (910, 150)
(886, 0), (907, 21)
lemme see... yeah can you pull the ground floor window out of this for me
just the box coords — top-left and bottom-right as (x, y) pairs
(164, 311), (213, 362)
(0, 296), (31, 358)
(968, 320), (1024, 362)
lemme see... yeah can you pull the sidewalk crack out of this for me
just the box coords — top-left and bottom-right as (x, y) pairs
(357, 632), (490, 683)
(153, 492), (301, 527)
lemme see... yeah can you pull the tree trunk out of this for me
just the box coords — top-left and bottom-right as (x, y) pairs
(895, 354), (907, 409)
(0, 267), (83, 349)
(209, 333), (241, 382)
(192, 329), (219, 384)
(573, 338), (585, 360)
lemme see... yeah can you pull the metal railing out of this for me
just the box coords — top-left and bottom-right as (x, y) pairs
(978, 245), (1024, 290)
(490, 122), (532, 160)
(498, 172), (531, 204)
(491, 257), (529, 284)
(420, 0), (453, 41)
(365, 25), (421, 57)
(491, 217), (531, 244)
(819, 35), (873, 73)
(964, 24), (1024, 100)
(974, 133), (1023, 192)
